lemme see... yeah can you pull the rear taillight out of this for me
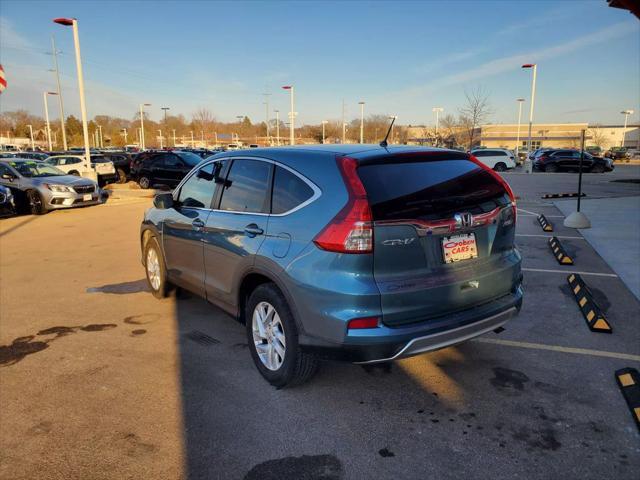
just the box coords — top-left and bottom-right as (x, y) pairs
(469, 154), (517, 225)
(313, 157), (373, 254)
(347, 316), (379, 329)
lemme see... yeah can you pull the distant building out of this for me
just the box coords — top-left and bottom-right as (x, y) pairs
(480, 123), (639, 150)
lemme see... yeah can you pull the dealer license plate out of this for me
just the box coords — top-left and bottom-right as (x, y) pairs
(442, 233), (478, 263)
(83, 194), (92, 201)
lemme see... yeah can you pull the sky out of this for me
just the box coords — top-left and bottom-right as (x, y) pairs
(1, 0), (638, 126)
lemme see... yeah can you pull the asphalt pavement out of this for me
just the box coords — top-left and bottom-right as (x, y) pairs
(1, 166), (639, 480)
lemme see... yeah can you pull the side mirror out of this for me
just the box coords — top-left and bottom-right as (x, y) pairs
(153, 192), (174, 209)
(1, 173), (15, 181)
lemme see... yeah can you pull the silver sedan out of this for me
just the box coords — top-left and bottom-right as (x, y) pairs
(0, 158), (103, 215)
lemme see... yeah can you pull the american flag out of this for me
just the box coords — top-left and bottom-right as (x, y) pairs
(0, 65), (6, 93)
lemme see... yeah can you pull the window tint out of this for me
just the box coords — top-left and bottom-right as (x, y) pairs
(176, 152), (203, 166)
(162, 154), (182, 168)
(271, 166), (314, 214)
(177, 161), (225, 208)
(358, 158), (508, 221)
(219, 159), (271, 213)
(473, 150), (488, 157)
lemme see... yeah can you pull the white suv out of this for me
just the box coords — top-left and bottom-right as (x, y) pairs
(471, 148), (516, 171)
(46, 155), (117, 184)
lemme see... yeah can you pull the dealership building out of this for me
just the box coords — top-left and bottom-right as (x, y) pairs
(480, 123), (639, 150)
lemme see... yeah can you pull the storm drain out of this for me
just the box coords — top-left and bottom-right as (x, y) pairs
(185, 330), (220, 346)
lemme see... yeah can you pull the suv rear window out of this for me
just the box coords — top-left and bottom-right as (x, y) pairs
(358, 158), (508, 221)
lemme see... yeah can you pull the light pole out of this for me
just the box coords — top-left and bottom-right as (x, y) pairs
(43, 91), (57, 150)
(522, 63), (537, 174)
(121, 128), (128, 144)
(172, 129), (176, 147)
(620, 109), (634, 148)
(282, 85), (295, 145)
(53, 17), (92, 175)
(161, 107), (170, 125)
(159, 130), (163, 149)
(515, 98), (525, 158)
(342, 99), (346, 143)
(27, 124), (34, 150)
(190, 131), (194, 148)
(359, 101), (365, 144)
(263, 92), (271, 143)
(97, 124), (103, 148)
(432, 107), (444, 146)
(274, 110), (280, 146)
(139, 103), (151, 150)
(321, 120), (328, 144)
(50, 35), (67, 151)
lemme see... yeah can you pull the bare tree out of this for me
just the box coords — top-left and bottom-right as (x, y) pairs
(587, 125), (608, 149)
(458, 87), (493, 149)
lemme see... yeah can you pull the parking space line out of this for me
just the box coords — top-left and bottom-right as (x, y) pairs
(522, 267), (618, 278)
(516, 234), (586, 240)
(474, 338), (640, 362)
(517, 207), (565, 218)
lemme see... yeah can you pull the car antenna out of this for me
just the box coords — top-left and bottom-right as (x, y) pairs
(379, 116), (396, 148)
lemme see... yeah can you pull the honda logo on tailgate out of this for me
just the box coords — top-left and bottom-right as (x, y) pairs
(454, 212), (473, 229)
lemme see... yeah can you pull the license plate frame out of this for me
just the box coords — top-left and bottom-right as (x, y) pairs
(442, 233), (478, 264)
(83, 194), (92, 201)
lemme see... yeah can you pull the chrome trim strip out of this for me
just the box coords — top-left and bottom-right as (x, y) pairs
(172, 156), (322, 217)
(354, 306), (517, 364)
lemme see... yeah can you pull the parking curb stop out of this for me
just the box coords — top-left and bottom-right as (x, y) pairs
(537, 214), (553, 232)
(614, 368), (640, 431)
(548, 236), (574, 265)
(567, 274), (612, 333)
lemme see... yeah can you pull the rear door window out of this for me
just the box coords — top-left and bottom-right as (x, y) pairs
(219, 159), (272, 213)
(358, 158), (508, 221)
(271, 166), (314, 214)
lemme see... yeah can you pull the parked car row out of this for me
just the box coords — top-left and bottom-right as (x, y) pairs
(532, 149), (614, 173)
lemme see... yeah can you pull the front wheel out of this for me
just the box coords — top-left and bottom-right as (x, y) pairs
(591, 164), (605, 173)
(545, 164), (558, 173)
(493, 162), (507, 172)
(138, 175), (151, 189)
(246, 283), (318, 387)
(144, 236), (169, 298)
(27, 190), (46, 215)
(116, 168), (127, 183)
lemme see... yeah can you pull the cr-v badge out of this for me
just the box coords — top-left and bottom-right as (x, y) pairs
(382, 238), (416, 246)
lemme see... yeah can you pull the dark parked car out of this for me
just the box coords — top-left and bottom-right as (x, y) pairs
(0, 184), (16, 217)
(140, 145), (523, 386)
(533, 149), (614, 173)
(131, 150), (203, 189)
(605, 147), (630, 161)
(101, 152), (133, 183)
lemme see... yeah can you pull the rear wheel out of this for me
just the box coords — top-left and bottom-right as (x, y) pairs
(545, 163), (558, 173)
(144, 236), (169, 299)
(69, 170), (80, 176)
(591, 164), (605, 173)
(493, 162), (507, 172)
(26, 190), (46, 215)
(246, 283), (318, 387)
(138, 175), (151, 189)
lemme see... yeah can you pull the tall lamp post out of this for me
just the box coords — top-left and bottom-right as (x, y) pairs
(522, 63), (537, 174)
(139, 103), (151, 150)
(27, 124), (35, 150)
(282, 85), (295, 145)
(97, 124), (103, 148)
(50, 35), (67, 151)
(263, 92), (271, 143)
(432, 107), (444, 146)
(53, 17), (92, 175)
(158, 130), (163, 149)
(43, 91), (57, 150)
(321, 120), (328, 144)
(620, 109), (634, 148)
(515, 98), (525, 158)
(274, 110), (280, 146)
(161, 107), (170, 125)
(359, 101), (365, 144)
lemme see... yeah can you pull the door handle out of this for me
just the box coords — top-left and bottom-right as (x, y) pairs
(244, 223), (264, 237)
(192, 218), (205, 231)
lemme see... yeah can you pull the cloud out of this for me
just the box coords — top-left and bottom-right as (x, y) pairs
(399, 20), (638, 98)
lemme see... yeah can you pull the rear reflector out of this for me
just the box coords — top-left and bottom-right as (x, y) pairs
(347, 317), (379, 329)
(313, 157), (373, 253)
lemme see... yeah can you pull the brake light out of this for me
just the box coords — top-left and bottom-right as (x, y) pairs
(313, 157), (373, 253)
(347, 316), (379, 329)
(469, 154), (517, 224)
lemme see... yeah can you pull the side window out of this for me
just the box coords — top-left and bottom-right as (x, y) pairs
(219, 159), (271, 213)
(71, 158), (82, 164)
(177, 162), (223, 208)
(473, 151), (485, 157)
(497, 151), (508, 156)
(271, 166), (314, 214)
(163, 154), (182, 168)
(0, 164), (14, 177)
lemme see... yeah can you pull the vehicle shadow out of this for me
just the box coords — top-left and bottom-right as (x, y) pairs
(171, 292), (619, 480)
(0, 214), (39, 238)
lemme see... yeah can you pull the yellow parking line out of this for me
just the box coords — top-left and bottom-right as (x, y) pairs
(474, 337), (640, 362)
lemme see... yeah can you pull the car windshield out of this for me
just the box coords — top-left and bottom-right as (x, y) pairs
(9, 161), (67, 177)
(177, 152), (202, 166)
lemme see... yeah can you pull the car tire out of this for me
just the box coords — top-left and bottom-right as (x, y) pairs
(246, 283), (318, 388)
(494, 162), (507, 172)
(26, 190), (46, 215)
(69, 170), (80, 176)
(591, 164), (605, 173)
(144, 236), (169, 299)
(116, 168), (127, 184)
(138, 175), (151, 189)
(545, 164), (558, 173)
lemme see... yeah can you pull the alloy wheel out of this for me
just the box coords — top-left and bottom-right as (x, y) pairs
(252, 301), (286, 371)
(146, 247), (161, 291)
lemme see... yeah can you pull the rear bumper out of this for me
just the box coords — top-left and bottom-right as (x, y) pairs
(302, 285), (523, 363)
